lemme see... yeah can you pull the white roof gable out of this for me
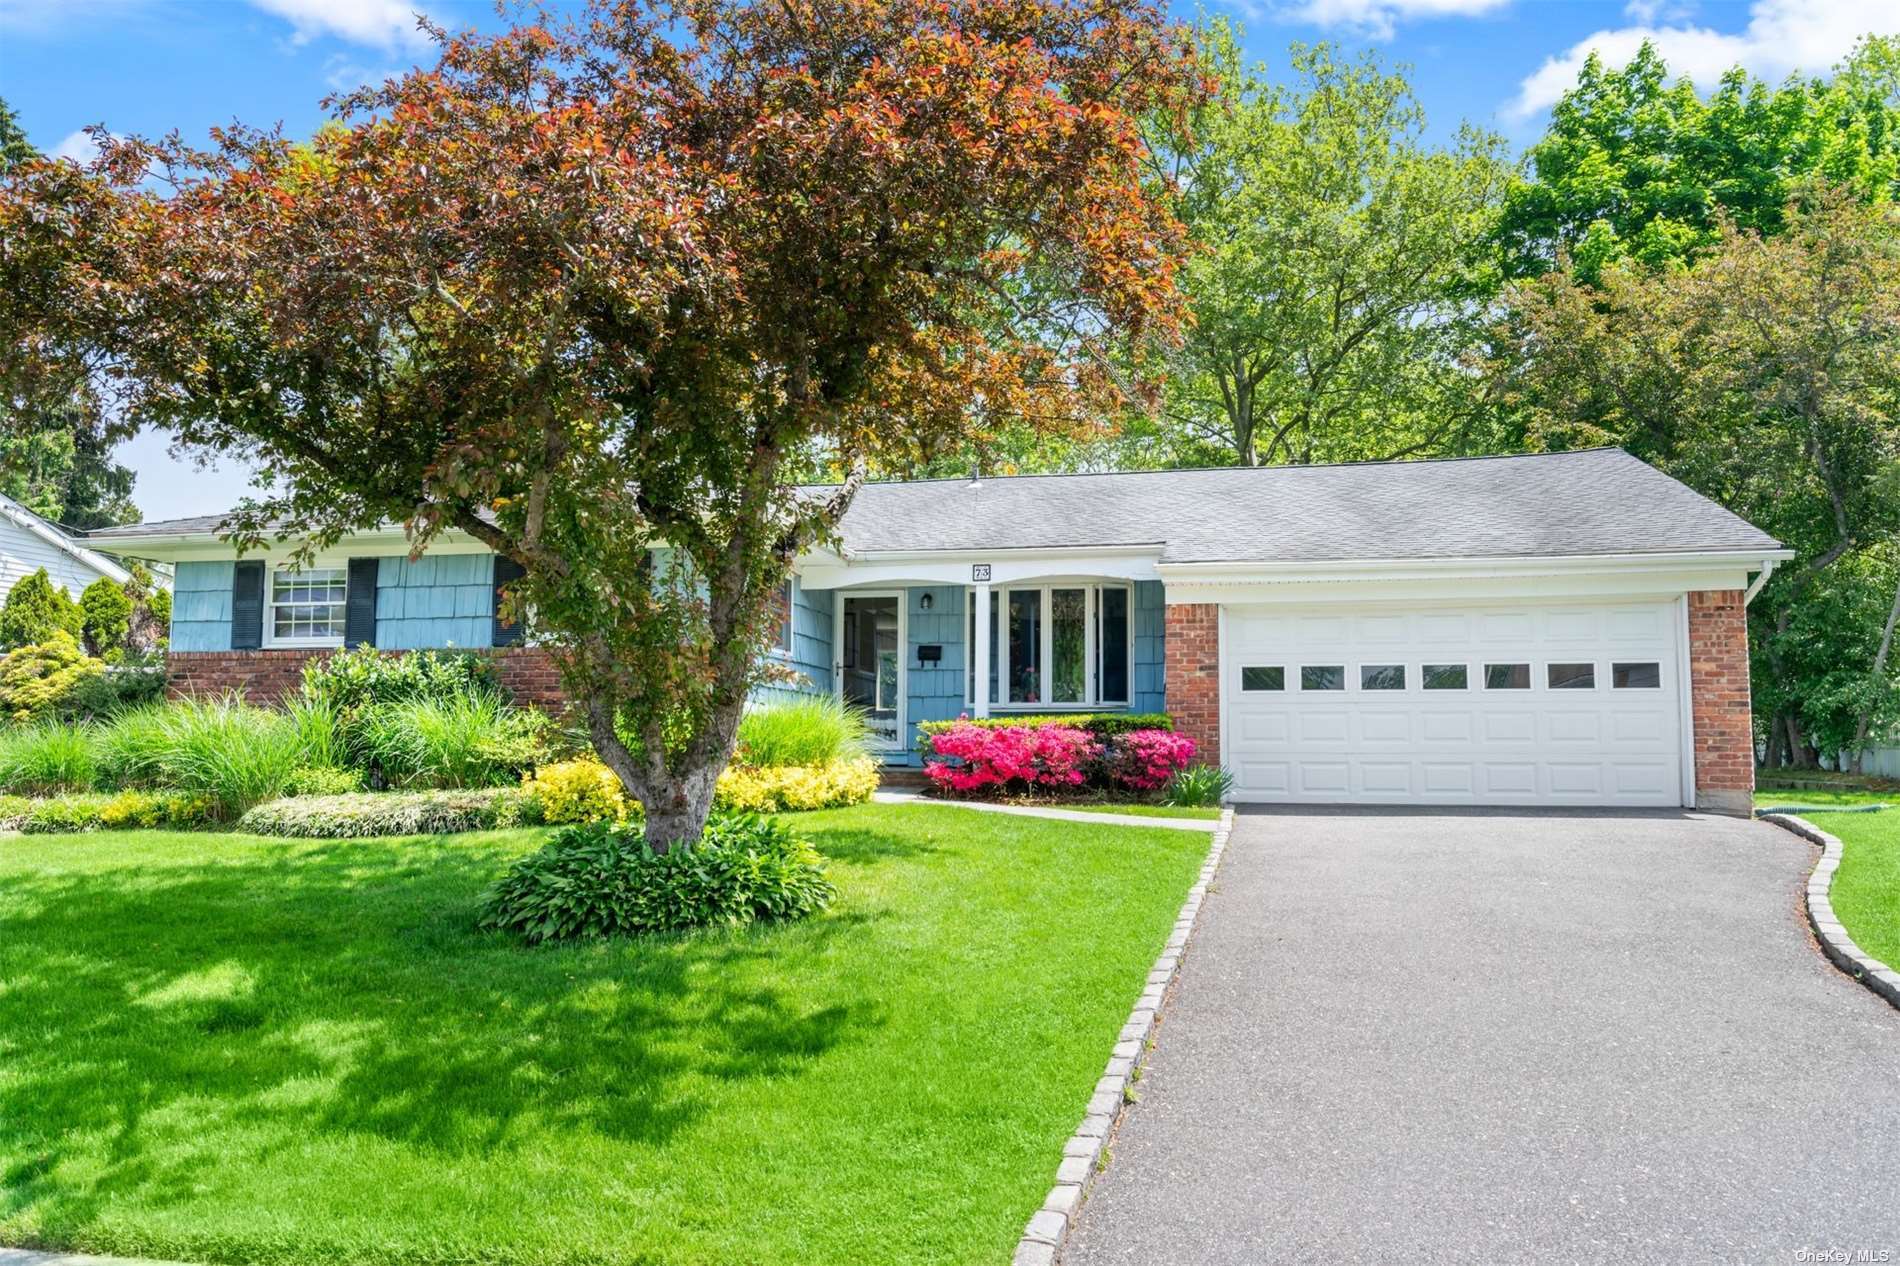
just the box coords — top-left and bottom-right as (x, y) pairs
(0, 492), (133, 596)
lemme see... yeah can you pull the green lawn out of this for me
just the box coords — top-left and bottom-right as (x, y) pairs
(0, 803), (1208, 1266)
(1012, 801), (1223, 821)
(1756, 787), (1897, 809)
(1795, 810), (1900, 971)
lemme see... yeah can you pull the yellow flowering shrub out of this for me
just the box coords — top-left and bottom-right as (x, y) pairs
(715, 757), (878, 813)
(521, 759), (629, 824)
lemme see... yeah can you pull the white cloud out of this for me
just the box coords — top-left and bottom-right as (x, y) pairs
(1509, 0), (1900, 119)
(1268, 0), (1511, 40)
(322, 54), (402, 92)
(53, 129), (102, 163)
(247, 0), (432, 52)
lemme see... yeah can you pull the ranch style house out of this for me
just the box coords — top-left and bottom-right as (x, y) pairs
(88, 447), (1789, 813)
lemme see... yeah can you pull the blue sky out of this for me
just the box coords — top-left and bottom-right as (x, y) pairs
(2, 0), (1894, 521)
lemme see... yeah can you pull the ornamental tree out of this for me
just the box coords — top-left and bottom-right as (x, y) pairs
(0, 0), (1199, 847)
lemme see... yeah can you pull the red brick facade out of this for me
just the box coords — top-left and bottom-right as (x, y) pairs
(1164, 602), (1220, 768)
(166, 647), (569, 709)
(1687, 588), (1754, 815)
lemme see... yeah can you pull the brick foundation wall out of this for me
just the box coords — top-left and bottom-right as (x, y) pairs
(1687, 589), (1754, 815)
(167, 647), (569, 709)
(1164, 603), (1220, 768)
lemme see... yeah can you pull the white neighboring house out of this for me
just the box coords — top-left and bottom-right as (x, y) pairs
(0, 491), (138, 600)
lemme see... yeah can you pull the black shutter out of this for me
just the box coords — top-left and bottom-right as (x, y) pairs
(492, 555), (526, 647)
(230, 559), (265, 650)
(344, 557), (379, 649)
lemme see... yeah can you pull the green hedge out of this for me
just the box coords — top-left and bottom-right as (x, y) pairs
(915, 713), (1172, 746)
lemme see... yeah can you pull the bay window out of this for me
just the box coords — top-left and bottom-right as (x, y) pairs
(967, 583), (1133, 708)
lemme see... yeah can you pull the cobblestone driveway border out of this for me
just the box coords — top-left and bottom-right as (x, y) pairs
(1761, 812), (1900, 1012)
(1011, 807), (1234, 1266)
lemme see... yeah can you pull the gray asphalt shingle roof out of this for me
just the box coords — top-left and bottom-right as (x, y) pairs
(91, 448), (1781, 564)
(829, 448), (1780, 563)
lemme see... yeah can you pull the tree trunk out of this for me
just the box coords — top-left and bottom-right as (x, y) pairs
(1848, 572), (1900, 774)
(580, 691), (735, 855)
(1784, 713), (1813, 769)
(638, 761), (724, 850)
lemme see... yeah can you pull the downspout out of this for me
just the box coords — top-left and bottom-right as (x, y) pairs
(1743, 559), (1777, 606)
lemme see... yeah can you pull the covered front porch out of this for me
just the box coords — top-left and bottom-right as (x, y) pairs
(794, 548), (1168, 765)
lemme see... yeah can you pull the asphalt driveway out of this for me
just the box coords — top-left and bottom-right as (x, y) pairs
(1063, 808), (1900, 1264)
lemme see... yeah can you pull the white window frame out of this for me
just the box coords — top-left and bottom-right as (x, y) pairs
(264, 562), (348, 649)
(965, 582), (1134, 710)
(769, 577), (794, 658)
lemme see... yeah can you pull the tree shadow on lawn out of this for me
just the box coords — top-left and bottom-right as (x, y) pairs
(0, 834), (883, 1234)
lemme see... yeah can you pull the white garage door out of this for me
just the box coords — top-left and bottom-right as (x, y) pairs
(1223, 601), (1686, 806)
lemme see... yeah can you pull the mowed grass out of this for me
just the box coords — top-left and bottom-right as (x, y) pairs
(1799, 810), (1900, 971)
(1756, 786), (1898, 809)
(0, 804), (1208, 1266)
(1018, 801), (1223, 821)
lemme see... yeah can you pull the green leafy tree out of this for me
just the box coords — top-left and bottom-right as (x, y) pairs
(1497, 187), (1900, 766)
(79, 574), (132, 656)
(1139, 26), (1512, 467)
(0, 0), (1199, 849)
(1498, 37), (1900, 284)
(122, 562), (169, 651)
(0, 568), (83, 650)
(0, 96), (140, 529)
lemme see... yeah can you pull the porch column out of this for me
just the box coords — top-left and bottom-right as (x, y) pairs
(972, 582), (991, 718)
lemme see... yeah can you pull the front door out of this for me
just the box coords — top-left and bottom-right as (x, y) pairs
(838, 593), (905, 753)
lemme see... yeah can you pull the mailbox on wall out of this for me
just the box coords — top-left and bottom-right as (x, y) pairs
(916, 644), (943, 666)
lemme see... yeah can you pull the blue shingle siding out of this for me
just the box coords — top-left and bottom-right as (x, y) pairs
(903, 585), (966, 761)
(751, 576), (835, 705)
(374, 553), (496, 650)
(1133, 580), (1166, 712)
(172, 560), (236, 651)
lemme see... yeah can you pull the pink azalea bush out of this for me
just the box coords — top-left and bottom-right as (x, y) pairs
(925, 720), (1196, 797)
(925, 721), (1100, 794)
(1104, 728), (1197, 791)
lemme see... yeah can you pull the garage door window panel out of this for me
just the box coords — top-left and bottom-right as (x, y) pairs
(1548, 662), (1596, 690)
(1241, 666), (1285, 692)
(1484, 663), (1530, 690)
(1361, 664), (1406, 691)
(1301, 665), (1345, 691)
(1422, 664), (1468, 690)
(1613, 661), (1661, 689)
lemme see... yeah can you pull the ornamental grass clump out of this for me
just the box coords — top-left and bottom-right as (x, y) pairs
(356, 693), (544, 789)
(93, 695), (306, 816)
(481, 815), (835, 943)
(734, 695), (871, 768)
(0, 719), (98, 794)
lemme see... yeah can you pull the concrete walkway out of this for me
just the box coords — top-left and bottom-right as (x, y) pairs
(1063, 807), (1900, 1264)
(869, 789), (1217, 831)
(0, 1251), (185, 1266)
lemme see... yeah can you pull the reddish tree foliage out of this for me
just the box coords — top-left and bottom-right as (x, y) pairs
(0, 0), (1200, 847)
